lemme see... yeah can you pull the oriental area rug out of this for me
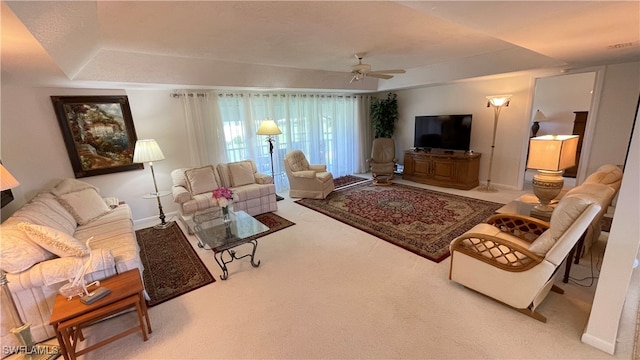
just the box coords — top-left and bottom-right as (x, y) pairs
(296, 182), (502, 263)
(136, 222), (215, 307)
(136, 213), (295, 306)
(333, 174), (369, 190)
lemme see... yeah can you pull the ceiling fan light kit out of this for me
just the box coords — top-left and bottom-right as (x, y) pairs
(349, 53), (405, 83)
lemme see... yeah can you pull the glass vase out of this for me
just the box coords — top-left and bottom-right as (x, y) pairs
(222, 205), (231, 224)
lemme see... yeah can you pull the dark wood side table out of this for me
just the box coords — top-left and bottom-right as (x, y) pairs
(49, 269), (151, 360)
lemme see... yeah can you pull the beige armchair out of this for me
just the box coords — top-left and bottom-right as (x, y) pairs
(284, 150), (334, 199)
(367, 137), (396, 185)
(449, 194), (601, 322)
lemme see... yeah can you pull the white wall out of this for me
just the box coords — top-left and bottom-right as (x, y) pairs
(582, 100), (640, 354)
(531, 72), (595, 137)
(394, 74), (534, 190)
(588, 62), (640, 176)
(0, 86), (189, 225)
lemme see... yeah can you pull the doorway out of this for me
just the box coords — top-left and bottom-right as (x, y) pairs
(526, 71), (597, 185)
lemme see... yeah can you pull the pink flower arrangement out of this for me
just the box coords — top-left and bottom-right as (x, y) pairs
(212, 187), (233, 207)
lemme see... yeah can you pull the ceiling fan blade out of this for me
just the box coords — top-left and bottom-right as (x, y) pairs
(368, 73), (394, 80)
(370, 69), (406, 74)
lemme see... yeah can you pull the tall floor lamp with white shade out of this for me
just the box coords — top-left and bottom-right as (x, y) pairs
(133, 139), (173, 229)
(0, 164), (60, 360)
(256, 119), (284, 201)
(478, 94), (512, 193)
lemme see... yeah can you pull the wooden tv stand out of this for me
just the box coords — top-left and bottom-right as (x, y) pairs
(403, 150), (481, 190)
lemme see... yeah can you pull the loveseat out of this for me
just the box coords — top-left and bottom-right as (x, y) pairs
(0, 179), (144, 348)
(171, 159), (277, 231)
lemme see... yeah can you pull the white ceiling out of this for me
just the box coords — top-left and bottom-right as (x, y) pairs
(2, 1), (639, 92)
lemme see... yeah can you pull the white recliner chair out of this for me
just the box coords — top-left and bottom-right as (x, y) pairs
(449, 194), (601, 322)
(284, 150), (334, 199)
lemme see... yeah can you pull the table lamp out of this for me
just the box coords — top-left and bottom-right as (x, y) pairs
(133, 139), (172, 229)
(256, 119), (284, 201)
(527, 135), (579, 211)
(531, 109), (547, 137)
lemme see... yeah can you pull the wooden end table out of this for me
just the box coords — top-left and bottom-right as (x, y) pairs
(49, 269), (151, 360)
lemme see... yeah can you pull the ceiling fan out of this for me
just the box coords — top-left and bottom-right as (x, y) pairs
(349, 53), (405, 83)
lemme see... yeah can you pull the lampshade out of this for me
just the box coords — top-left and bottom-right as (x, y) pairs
(486, 95), (512, 107)
(533, 109), (547, 122)
(0, 164), (20, 191)
(527, 135), (579, 171)
(256, 119), (282, 136)
(133, 139), (165, 163)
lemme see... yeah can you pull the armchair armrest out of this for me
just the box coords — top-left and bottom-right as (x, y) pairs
(254, 173), (274, 185)
(172, 185), (192, 204)
(309, 164), (327, 172)
(486, 213), (549, 242)
(451, 232), (543, 272)
(292, 170), (317, 179)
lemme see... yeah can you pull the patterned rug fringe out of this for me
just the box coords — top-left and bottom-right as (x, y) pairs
(333, 174), (370, 190)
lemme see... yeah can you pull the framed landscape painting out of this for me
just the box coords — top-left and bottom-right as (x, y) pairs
(51, 95), (143, 178)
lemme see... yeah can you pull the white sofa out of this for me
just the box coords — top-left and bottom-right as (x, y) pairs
(171, 159), (277, 230)
(0, 179), (144, 348)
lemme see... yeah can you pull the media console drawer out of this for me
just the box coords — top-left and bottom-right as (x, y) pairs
(402, 150), (481, 190)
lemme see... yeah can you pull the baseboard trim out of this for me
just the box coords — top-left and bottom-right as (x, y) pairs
(581, 332), (615, 355)
(133, 211), (178, 231)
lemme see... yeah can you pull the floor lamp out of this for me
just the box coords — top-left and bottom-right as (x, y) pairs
(133, 139), (172, 229)
(0, 164), (60, 360)
(257, 119), (284, 201)
(478, 94), (511, 192)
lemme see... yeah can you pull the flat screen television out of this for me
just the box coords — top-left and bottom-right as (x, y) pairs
(413, 114), (472, 151)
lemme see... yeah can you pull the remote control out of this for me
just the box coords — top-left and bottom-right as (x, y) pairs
(80, 287), (111, 305)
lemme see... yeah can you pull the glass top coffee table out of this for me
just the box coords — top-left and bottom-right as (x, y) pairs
(192, 209), (268, 280)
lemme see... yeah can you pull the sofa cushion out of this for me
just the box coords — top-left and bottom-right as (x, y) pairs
(11, 193), (77, 235)
(184, 165), (218, 195)
(549, 195), (594, 240)
(229, 161), (256, 187)
(528, 230), (555, 256)
(583, 164), (623, 191)
(51, 178), (99, 196)
(18, 222), (89, 257)
(0, 221), (56, 273)
(57, 188), (112, 225)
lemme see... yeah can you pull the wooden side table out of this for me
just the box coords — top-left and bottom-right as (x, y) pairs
(49, 269), (151, 360)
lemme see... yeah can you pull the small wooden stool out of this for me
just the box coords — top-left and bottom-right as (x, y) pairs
(50, 269), (151, 360)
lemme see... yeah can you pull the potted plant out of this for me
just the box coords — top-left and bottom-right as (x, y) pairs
(371, 92), (398, 138)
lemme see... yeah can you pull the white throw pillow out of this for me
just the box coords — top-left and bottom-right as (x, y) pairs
(528, 230), (555, 256)
(56, 188), (112, 225)
(0, 222), (56, 273)
(229, 162), (255, 187)
(18, 222), (89, 257)
(185, 165), (218, 195)
(51, 178), (99, 196)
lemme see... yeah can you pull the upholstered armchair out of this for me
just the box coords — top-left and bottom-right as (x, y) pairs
(367, 138), (396, 185)
(449, 194), (601, 322)
(284, 150), (334, 199)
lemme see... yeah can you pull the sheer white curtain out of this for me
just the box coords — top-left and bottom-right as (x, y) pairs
(179, 91), (373, 191)
(177, 90), (227, 167)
